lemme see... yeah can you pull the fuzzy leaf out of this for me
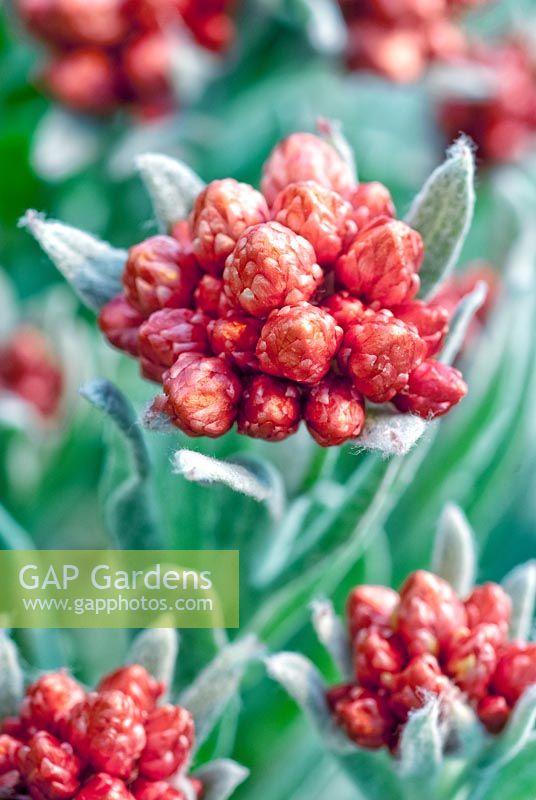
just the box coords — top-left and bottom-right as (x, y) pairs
(479, 685), (536, 769)
(398, 697), (443, 787)
(193, 760), (249, 800)
(295, 0), (347, 54)
(251, 497), (312, 588)
(81, 380), (162, 549)
(20, 211), (126, 312)
(502, 561), (536, 641)
(31, 108), (102, 181)
(358, 408), (429, 456)
(310, 599), (353, 680)
(173, 450), (284, 520)
(128, 629), (179, 693)
(266, 652), (334, 737)
(136, 153), (205, 232)
(439, 281), (488, 365)
(181, 636), (262, 749)
(406, 137), (475, 298)
(432, 503), (476, 595)
(0, 270), (18, 339)
(0, 633), (24, 718)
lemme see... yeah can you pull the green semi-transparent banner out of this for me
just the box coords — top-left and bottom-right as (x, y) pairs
(0, 550), (239, 629)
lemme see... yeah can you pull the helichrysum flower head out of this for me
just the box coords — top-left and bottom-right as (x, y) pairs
(303, 375), (365, 447)
(393, 359), (468, 418)
(138, 308), (210, 383)
(237, 374), (301, 441)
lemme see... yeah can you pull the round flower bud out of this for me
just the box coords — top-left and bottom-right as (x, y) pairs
(138, 309), (210, 383)
(257, 303), (343, 384)
(76, 773), (135, 800)
(18, 0), (129, 47)
(139, 705), (194, 781)
(477, 695), (510, 734)
(20, 672), (85, 736)
(194, 275), (224, 318)
(271, 181), (354, 265)
(369, 0), (446, 24)
(67, 691), (146, 780)
(261, 132), (355, 206)
(347, 585), (399, 638)
(208, 314), (262, 372)
(336, 220), (423, 307)
(43, 48), (122, 115)
(349, 181), (395, 229)
(347, 21), (426, 84)
(390, 300), (449, 357)
(388, 655), (451, 721)
(163, 354), (241, 438)
(492, 643), (536, 706)
(123, 236), (201, 316)
(98, 295), (146, 357)
(97, 666), (164, 715)
(393, 360), (468, 419)
(354, 627), (406, 690)
(132, 778), (185, 800)
(303, 375), (365, 446)
(322, 292), (372, 330)
(0, 327), (63, 419)
(17, 731), (82, 799)
(122, 31), (172, 105)
(464, 583), (512, 637)
(237, 375), (301, 441)
(0, 735), (22, 776)
(223, 222), (323, 318)
(394, 570), (467, 657)
(190, 179), (269, 275)
(338, 312), (426, 403)
(327, 685), (395, 749)
(445, 623), (503, 700)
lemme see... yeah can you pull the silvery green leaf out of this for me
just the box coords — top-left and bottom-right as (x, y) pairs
(135, 153), (205, 231)
(449, 697), (485, 758)
(81, 379), (162, 549)
(310, 599), (353, 680)
(193, 760), (249, 800)
(432, 503), (477, 595)
(295, 0), (347, 55)
(0, 633), (24, 717)
(128, 628), (179, 694)
(20, 211), (126, 312)
(439, 281), (488, 365)
(479, 685), (536, 770)
(229, 454), (286, 522)
(168, 27), (218, 105)
(317, 118), (357, 180)
(0, 269), (17, 338)
(426, 62), (497, 102)
(140, 398), (176, 434)
(0, 393), (42, 434)
(502, 561), (536, 640)
(358, 408), (429, 456)
(398, 696), (443, 788)
(31, 108), (102, 181)
(173, 450), (284, 520)
(181, 636), (263, 749)
(252, 497), (312, 589)
(406, 136), (475, 298)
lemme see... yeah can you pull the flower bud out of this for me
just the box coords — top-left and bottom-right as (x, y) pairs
(124, 236), (201, 316)
(190, 179), (269, 275)
(237, 375), (301, 441)
(390, 301), (449, 358)
(346, 585), (399, 637)
(346, 21), (426, 83)
(43, 48), (122, 115)
(388, 654), (451, 721)
(194, 275), (224, 318)
(444, 624), (503, 700)
(354, 626), (406, 689)
(98, 295), (146, 357)
(163, 354), (241, 437)
(328, 685), (395, 749)
(261, 133), (355, 206)
(322, 292), (372, 330)
(492, 643), (536, 706)
(18, 0), (129, 47)
(477, 695), (510, 734)
(132, 778), (185, 800)
(97, 666), (164, 716)
(17, 731), (82, 799)
(76, 773), (135, 800)
(0, 735), (22, 776)
(271, 181), (354, 265)
(138, 309), (210, 383)
(393, 360), (468, 419)
(122, 32), (172, 106)
(0, 327), (63, 419)
(336, 220), (423, 307)
(303, 375), (365, 446)
(464, 583), (512, 637)
(348, 181), (395, 229)
(207, 314), (262, 372)
(223, 222), (323, 318)
(257, 303), (342, 384)
(394, 570), (467, 656)
(139, 705), (194, 781)
(338, 312), (426, 403)
(20, 673), (85, 736)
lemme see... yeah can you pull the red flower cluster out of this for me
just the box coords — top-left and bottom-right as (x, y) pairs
(328, 571), (536, 751)
(438, 41), (536, 164)
(0, 665), (200, 799)
(338, 0), (489, 82)
(0, 327), (63, 420)
(99, 132), (468, 446)
(16, 0), (235, 116)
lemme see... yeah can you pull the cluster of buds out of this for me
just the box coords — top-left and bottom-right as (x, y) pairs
(327, 570), (536, 751)
(16, 0), (236, 116)
(338, 0), (490, 83)
(0, 664), (201, 799)
(0, 326), (63, 420)
(438, 41), (536, 164)
(99, 131), (468, 446)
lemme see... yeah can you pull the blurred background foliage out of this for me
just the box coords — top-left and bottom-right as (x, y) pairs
(0, 0), (535, 798)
